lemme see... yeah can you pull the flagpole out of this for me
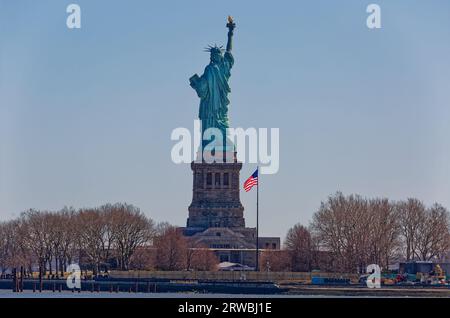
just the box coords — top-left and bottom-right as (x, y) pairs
(256, 166), (259, 272)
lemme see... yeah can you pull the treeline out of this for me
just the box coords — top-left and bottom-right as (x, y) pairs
(271, 193), (450, 273)
(1, 193), (449, 275)
(0, 203), (218, 278)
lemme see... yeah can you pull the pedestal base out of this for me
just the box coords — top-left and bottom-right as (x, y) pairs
(186, 160), (245, 232)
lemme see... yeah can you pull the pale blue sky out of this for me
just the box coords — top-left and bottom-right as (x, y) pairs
(1, 0), (450, 240)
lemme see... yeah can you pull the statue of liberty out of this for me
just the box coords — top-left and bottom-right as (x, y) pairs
(189, 16), (236, 152)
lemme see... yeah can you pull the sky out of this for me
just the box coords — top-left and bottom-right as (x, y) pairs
(1, 0), (450, 241)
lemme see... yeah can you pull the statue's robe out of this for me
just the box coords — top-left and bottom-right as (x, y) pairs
(190, 52), (234, 141)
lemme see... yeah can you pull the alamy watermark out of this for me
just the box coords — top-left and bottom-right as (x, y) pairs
(367, 4), (382, 29)
(66, 263), (81, 289)
(171, 120), (280, 175)
(366, 264), (382, 288)
(66, 4), (81, 29)
(65, 4), (381, 30)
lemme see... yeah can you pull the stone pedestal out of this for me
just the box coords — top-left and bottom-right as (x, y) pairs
(182, 152), (280, 268)
(185, 157), (245, 236)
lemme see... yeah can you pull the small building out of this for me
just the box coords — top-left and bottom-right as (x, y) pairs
(399, 261), (450, 275)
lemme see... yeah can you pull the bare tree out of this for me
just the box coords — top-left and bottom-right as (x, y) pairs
(76, 208), (112, 276)
(368, 198), (401, 269)
(185, 238), (199, 271)
(0, 220), (29, 275)
(186, 240), (218, 271)
(44, 207), (79, 277)
(110, 203), (155, 270)
(153, 226), (187, 271)
(48, 212), (64, 277)
(0, 222), (11, 274)
(259, 250), (291, 272)
(56, 207), (78, 276)
(396, 198), (426, 261)
(310, 193), (401, 273)
(284, 224), (313, 272)
(20, 210), (53, 281)
(311, 193), (370, 272)
(415, 203), (450, 261)
(129, 246), (156, 270)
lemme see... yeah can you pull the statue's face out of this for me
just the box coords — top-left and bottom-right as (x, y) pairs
(210, 52), (222, 64)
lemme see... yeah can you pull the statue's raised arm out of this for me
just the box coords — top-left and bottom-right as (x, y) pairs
(226, 16), (236, 52)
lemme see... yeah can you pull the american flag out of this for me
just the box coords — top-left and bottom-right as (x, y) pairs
(243, 169), (258, 192)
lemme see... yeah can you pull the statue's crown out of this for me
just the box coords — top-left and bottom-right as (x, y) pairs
(204, 44), (224, 54)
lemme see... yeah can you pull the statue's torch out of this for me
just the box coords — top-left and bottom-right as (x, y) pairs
(226, 15), (236, 31)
